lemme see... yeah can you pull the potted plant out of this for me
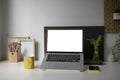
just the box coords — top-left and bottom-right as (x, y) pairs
(88, 35), (103, 61)
(113, 8), (120, 20)
(87, 35), (103, 72)
(112, 38), (120, 62)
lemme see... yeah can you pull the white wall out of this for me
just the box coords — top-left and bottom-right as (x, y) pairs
(0, 0), (3, 60)
(3, 0), (105, 61)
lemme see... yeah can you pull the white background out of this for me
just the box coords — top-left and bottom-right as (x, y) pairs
(1, 0), (110, 61)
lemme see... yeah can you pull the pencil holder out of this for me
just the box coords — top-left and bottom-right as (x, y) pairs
(8, 52), (20, 62)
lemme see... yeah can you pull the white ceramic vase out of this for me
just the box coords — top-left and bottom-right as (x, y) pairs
(108, 52), (114, 62)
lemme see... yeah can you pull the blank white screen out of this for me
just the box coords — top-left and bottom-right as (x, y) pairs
(47, 30), (83, 52)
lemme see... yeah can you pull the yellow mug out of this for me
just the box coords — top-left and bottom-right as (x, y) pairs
(24, 56), (34, 69)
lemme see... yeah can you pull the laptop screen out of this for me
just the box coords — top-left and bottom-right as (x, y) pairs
(46, 29), (83, 53)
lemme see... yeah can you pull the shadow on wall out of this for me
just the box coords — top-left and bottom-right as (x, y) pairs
(35, 41), (39, 60)
(0, 0), (2, 60)
(2, 0), (9, 60)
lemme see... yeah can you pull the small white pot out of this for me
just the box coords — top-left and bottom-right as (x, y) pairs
(113, 13), (120, 20)
(108, 53), (114, 62)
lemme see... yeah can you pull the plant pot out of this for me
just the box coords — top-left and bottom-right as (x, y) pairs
(108, 52), (114, 62)
(113, 13), (120, 20)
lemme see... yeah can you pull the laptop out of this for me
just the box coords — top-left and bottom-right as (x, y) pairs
(40, 27), (84, 71)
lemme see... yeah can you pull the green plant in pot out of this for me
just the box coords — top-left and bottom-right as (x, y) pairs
(112, 38), (120, 62)
(88, 35), (103, 62)
(87, 35), (103, 72)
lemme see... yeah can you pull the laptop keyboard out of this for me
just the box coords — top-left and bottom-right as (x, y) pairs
(46, 54), (80, 62)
